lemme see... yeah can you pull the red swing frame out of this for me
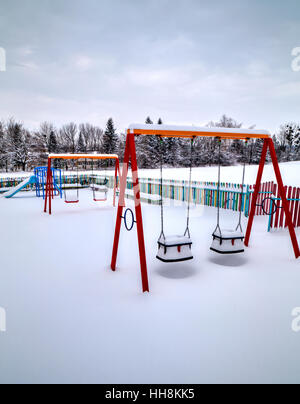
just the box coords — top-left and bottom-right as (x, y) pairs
(44, 154), (120, 214)
(111, 124), (300, 293)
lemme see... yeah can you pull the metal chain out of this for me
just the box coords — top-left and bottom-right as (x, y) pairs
(237, 139), (249, 231)
(216, 138), (221, 231)
(185, 137), (194, 238)
(159, 137), (165, 240)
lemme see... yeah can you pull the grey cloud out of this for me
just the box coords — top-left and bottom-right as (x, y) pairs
(0, 0), (300, 132)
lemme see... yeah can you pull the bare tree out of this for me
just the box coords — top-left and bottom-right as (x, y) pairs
(59, 123), (78, 154)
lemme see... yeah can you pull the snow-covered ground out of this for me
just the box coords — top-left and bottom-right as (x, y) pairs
(1, 160), (300, 186)
(0, 189), (300, 383)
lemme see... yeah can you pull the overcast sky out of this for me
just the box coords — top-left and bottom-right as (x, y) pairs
(0, 0), (299, 133)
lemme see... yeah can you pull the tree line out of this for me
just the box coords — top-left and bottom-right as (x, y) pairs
(0, 115), (299, 172)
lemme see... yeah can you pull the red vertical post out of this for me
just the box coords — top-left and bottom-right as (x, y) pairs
(268, 139), (300, 258)
(113, 158), (119, 208)
(44, 158), (53, 214)
(111, 140), (130, 272)
(110, 133), (149, 293)
(128, 133), (149, 293)
(245, 139), (268, 247)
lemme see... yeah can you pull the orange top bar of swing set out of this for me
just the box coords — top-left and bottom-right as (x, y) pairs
(48, 154), (119, 160)
(127, 124), (271, 140)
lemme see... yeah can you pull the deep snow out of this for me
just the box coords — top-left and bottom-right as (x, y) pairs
(0, 188), (300, 383)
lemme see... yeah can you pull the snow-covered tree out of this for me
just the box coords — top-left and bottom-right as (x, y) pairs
(102, 118), (118, 154)
(7, 120), (32, 171)
(77, 132), (86, 153)
(59, 123), (77, 154)
(101, 118), (119, 167)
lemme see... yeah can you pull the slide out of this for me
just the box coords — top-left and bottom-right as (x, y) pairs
(3, 176), (37, 198)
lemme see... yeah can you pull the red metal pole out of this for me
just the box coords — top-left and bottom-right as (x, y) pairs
(111, 137), (130, 272)
(48, 163), (53, 215)
(244, 139), (268, 247)
(128, 133), (149, 293)
(44, 158), (52, 214)
(113, 159), (117, 208)
(268, 139), (300, 258)
(113, 159), (120, 208)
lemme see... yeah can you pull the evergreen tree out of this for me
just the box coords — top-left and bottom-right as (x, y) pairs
(294, 125), (300, 160)
(49, 131), (58, 154)
(285, 124), (294, 161)
(155, 118), (164, 167)
(135, 117), (162, 168)
(145, 117), (160, 168)
(77, 132), (86, 153)
(0, 121), (8, 171)
(252, 138), (265, 164)
(102, 118), (119, 154)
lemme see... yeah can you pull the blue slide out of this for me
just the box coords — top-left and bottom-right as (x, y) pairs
(3, 176), (37, 198)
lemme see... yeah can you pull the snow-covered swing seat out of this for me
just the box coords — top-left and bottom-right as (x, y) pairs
(90, 183), (108, 202)
(210, 138), (247, 255)
(156, 137), (194, 263)
(157, 234), (193, 263)
(210, 225), (245, 254)
(90, 160), (109, 202)
(63, 162), (80, 204)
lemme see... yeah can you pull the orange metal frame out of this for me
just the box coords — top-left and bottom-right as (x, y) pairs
(111, 126), (300, 293)
(44, 154), (120, 214)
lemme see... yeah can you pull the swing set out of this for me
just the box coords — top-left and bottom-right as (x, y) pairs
(111, 124), (300, 293)
(44, 154), (120, 214)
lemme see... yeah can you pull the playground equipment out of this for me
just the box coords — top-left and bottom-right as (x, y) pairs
(44, 154), (120, 214)
(111, 123), (300, 293)
(35, 167), (62, 199)
(210, 138), (247, 254)
(3, 175), (37, 198)
(2, 167), (62, 199)
(156, 137), (194, 263)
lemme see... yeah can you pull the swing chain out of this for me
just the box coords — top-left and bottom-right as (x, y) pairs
(236, 138), (249, 231)
(213, 137), (222, 237)
(159, 136), (165, 241)
(184, 137), (195, 238)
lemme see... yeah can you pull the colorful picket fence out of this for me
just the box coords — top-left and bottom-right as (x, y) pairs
(269, 183), (300, 231)
(246, 181), (300, 231)
(0, 177), (36, 192)
(2, 173), (300, 230)
(124, 177), (251, 215)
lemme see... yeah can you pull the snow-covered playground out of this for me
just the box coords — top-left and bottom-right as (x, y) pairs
(0, 178), (300, 383)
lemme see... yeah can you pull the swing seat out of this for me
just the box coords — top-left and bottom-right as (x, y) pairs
(210, 228), (245, 255)
(65, 193), (79, 204)
(157, 235), (193, 263)
(90, 184), (108, 202)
